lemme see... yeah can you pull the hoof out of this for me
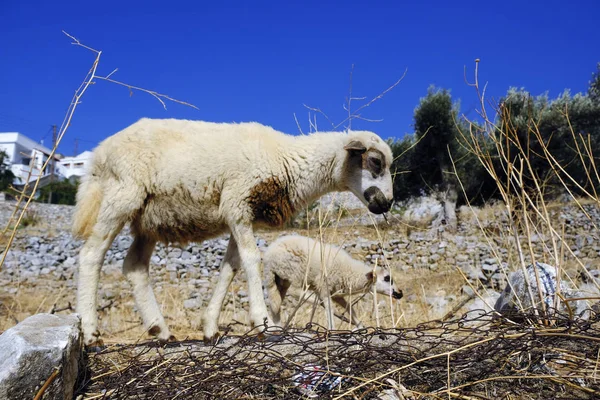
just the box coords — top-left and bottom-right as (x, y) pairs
(84, 329), (104, 350)
(148, 325), (165, 337)
(85, 338), (105, 353)
(157, 334), (178, 344)
(203, 332), (221, 345)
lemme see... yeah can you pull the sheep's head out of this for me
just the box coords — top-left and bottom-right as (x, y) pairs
(342, 132), (394, 214)
(367, 267), (403, 300)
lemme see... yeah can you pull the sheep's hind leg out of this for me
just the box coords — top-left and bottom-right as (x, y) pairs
(77, 219), (124, 346)
(123, 235), (173, 342)
(203, 237), (241, 342)
(77, 179), (146, 346)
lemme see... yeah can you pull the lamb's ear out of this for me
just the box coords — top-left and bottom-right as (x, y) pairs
(344, 140), (366, 154)
(366, 271), (376, 283)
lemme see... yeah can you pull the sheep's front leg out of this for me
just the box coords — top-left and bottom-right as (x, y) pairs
(123, 235), (173, 341)
(202, 237), (241, 341)
(230, 225), (272, 331)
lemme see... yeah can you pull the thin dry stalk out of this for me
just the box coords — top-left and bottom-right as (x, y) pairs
(0, 31), (197, 272)
(459, 59), (600, 320)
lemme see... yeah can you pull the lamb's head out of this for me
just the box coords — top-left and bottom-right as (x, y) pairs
(341, 131), (394, 214)
(368, 267), (403, 300)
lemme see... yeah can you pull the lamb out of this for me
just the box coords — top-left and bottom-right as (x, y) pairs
(72, 117), (395, 345)
(263, 235), (403, 329)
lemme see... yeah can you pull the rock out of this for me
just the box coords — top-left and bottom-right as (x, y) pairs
(401, 196), (443, 226)
(481, 263), (498, 274)
(456, 254), (469, 263)
(462, 285), (475, 297)
(166, 263), (178, 272)
(466, 290), (501, 319)
(117, 238), (131, 251)
(425, 291), (449, 315)
(461, 264), (486, 282)
(184, 298), (202, 310)
(494, 262), (590, 321)
(168, 249), (182, 258)
(429, 254), (441, 263)
(0, 313), (81, 400)
(64, 257), (76, 266)
(30, 257), (43, 267)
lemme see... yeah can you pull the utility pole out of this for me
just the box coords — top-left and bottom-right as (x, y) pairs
(73, 138), (79, 157)
(47, 125), (57, 204)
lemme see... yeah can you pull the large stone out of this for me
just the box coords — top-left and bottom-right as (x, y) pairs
(494, 263), (591, 321)
(0, 313), (82, 400)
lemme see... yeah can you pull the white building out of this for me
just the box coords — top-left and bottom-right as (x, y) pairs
(57, 150), (93, 180)
(0, 132), (61, 184)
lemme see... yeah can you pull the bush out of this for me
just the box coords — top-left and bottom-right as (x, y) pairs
(37, 179), (79, 205)
(0, 149), (15, 192)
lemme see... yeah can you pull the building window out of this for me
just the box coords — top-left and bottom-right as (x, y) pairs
(74, 162), (84, 168)
(64, 163), (71, 168)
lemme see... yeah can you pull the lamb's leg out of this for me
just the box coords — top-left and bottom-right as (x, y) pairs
(333, 297), (364, 329)
(202, 237), (240, 341)
(318, 290), (336, 330)
(267, 274), (290, 326)
(123, 235), (173, 341)
(77, 219), (124, 346)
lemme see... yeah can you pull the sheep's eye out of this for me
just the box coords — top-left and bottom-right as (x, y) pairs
(368, 156), (383, 175)
(384, 275), (391, 282)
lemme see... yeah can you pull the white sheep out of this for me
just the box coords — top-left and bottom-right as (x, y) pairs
(72, 117), (394, 345)
(263, 235), (403, 329)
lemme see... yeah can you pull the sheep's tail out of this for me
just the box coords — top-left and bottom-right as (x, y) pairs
(72, 164), (103, 240)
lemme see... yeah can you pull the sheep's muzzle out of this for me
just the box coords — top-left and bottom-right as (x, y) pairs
(364, 187), (392, 214)
(392, 290), (403, 300)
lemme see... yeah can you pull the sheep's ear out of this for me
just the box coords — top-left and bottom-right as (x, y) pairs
(344, 140), (366, 154)
(366, 271), (376, 283)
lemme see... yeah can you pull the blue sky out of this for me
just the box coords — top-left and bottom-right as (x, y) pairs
(1, 0), (598, 156)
